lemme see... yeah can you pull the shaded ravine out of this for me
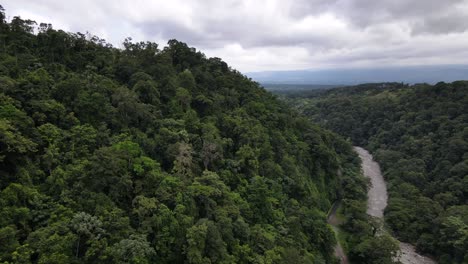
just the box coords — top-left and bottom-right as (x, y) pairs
(354, 147), (436, 264)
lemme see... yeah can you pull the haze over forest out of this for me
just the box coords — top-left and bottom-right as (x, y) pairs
(247, 65), (468, 85)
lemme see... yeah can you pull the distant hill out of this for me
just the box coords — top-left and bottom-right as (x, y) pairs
(247, 65), (468, 85)
(261, 83), (341, 93)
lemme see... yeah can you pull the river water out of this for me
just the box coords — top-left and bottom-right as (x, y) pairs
(354, 147), (436, 264)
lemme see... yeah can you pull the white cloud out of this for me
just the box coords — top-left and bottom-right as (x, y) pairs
(2, 0), (468, 72)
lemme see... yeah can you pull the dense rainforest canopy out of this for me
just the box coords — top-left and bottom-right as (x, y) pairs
(288, 82), (468, 264)
(0, 7), (398, 263)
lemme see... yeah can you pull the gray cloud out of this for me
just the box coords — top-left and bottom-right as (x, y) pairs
(288, 0), (468, 34)
(2, 0), (468, 71)
(334, 0), (466, 30)
(411, 10), (468, 35)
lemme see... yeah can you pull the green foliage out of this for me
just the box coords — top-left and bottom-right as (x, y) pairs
(0, 8), (363, 263)
(290, 82), (468, 263)
(352, 234), (399, 264)
(110, 234), (156, 264)
(0, 119), (36, 162)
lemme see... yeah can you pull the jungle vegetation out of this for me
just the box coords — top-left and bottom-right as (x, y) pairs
(287, 82), (468, 264)
(0, 6), (400, 263)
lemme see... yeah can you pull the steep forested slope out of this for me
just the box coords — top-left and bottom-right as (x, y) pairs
(0, 8), (372, 263)
(288, 82), (468, 264)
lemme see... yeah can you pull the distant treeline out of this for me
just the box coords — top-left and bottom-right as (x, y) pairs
(261, 83), (341, 94)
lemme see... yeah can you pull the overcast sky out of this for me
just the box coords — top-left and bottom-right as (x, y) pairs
(3, 0), (468, 72)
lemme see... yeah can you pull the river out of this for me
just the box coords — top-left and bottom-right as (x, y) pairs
(354, 146), (436, 264)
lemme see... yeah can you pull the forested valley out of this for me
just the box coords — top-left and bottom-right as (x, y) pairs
(287, 82), (468, 264)
(0, 7), (402, 264)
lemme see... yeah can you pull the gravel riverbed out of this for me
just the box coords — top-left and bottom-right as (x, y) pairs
(354, 147), (436, 264)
